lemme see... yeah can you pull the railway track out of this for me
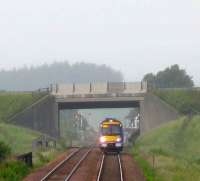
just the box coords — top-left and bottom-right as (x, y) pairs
(40, 147), (92, 181)
(97, 153), (124, 181)
(24, 146), (146, 181)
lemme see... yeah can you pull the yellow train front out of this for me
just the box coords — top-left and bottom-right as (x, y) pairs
(99, 118), (123, 153)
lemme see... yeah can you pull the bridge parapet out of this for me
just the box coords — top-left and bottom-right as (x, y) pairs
(50, 82), (147, 96)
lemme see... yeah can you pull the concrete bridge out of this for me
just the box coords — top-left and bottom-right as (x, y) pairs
(11, 82), (179, 138)
(51, 82), (147, 95)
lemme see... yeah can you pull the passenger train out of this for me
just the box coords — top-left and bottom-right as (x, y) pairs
(99, 118), (123, 153)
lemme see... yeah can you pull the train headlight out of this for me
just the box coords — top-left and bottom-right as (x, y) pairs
(116, 137), (122, 142)
(100, 136), (106, 143)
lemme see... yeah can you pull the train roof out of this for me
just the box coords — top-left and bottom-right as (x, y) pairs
(100, 118), (122, 125)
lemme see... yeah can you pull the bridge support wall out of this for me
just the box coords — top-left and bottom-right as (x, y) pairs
(140, 93), (179, 134)
(11, 96), (59, 137)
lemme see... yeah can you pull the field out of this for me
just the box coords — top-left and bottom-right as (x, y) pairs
(133, 116), (200, 181)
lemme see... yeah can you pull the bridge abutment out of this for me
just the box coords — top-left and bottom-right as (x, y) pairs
(10, 82), (179, 137)
(140, 93), (179, 134)
(10, 95), (60, 138)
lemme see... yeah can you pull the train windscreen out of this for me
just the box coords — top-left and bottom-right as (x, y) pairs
(101, 125), (121, 135)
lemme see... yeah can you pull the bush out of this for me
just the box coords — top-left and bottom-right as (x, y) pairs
(36, 152), (51, 164)
(0, 161), (30, 181)
(0, 141), (11, 162)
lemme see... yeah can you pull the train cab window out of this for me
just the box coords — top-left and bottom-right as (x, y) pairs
(111, 125), (121, 135)
(101, 127), (110, 135)
(101, 125), (121, 135)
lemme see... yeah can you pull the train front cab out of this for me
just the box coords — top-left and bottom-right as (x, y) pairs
(99, 119), (123, 153)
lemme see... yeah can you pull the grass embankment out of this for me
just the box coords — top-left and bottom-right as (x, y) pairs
(0, 161), (30, 181)
(0, 92), (47, 122)
(0, 123), (66, 181)
(0, 123), (37, 181)
(0, 147), (65, 181)
(0, 92), (66, 181)
(154, 89), (200, 114)
(0, 123), (41, 155)
(133, 116), (200, 181)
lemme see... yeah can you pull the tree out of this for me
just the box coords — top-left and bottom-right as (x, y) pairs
(0, 61), (123, 91)
(143, 65), (194, 89)
(143, 73), (156, 89)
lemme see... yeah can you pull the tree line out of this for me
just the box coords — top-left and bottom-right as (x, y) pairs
(0, 62), (123, 91)
(0, 62), (194, 91)
(143, 64), (194, 89)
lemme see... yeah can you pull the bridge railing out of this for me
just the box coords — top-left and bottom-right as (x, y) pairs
(50, 82), (147, 96)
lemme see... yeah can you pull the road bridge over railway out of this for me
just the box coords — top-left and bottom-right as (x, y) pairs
(11, 82), (179, 137)
(53, 82), (146, 109)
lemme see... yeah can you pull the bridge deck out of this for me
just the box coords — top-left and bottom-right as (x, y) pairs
(50, 82), (147, 96)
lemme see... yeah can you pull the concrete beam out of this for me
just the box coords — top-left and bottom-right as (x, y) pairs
(56, 96), (144, 103)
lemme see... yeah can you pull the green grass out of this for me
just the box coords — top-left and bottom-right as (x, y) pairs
(0, 92), (47, 122)
(0, 123), (65, 180)
(133, 116), (200, 181)
(133, 148), (161, 181)
(33, 148), (65, 169)
(0, 91), (66, 180)
(0, 160), (30, 181)
(0, 123), (41, 155)
(0, 141), (11, 162)
(154, 89), (200, 115)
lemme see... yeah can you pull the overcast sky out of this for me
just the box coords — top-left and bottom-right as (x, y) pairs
(0, 0), (200, 85)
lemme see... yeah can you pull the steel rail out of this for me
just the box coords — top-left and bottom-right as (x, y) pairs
(40, 148), (81, 181)
(96, 154), (124, 181)
(118, 154), (124, 181)
(64, 148), (92, 181)
(96, 154), (105, 181)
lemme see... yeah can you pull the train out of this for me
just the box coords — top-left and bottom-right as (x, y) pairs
(99, 118), (123, 153)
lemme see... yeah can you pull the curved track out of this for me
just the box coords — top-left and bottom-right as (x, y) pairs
(40, 147), (92, 181)
(97, 154), (124, 181)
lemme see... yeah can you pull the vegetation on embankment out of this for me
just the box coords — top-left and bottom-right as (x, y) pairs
(0, 138), (65, 181)
(133, 116), (200, 181)
(0, 92), (67, 180)
(0, 123), (41, 155)
(0, 140), (29, 181)
(154, 89), (200, 115)
(0, 92), (47, 122)
(0, 160), (30, 181)
(0, 123), (67, 181)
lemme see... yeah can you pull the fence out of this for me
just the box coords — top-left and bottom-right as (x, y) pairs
(32, 135), (57, 151)
(16, 152), (33, 167)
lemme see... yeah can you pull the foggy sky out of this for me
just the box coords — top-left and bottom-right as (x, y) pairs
(0, 0), (200, 85)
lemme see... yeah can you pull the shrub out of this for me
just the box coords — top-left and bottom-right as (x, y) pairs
(36, 152), (50, 164)
(0, 161), (30, 181)
(0, 141), (11, 162)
